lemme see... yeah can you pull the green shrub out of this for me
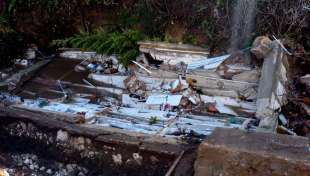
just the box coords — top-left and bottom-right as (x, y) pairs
(53, 30), (145, 67)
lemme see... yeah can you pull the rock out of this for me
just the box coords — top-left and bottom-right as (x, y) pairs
(132, 153), (143, 165)
(112, 154), (123, 165)
(73, 137), (85, 151)
(24, 158), (30, 164)
(40, 166), (46, 171)
(251, 36), (273, 59)
(65, 165), (73, 174)
(56, 130), (69, 142)
(29, 164), (35, 170)
(31, 155), (38, 161)
(77, 172), (86, 176)
(46, 169), (53, 175)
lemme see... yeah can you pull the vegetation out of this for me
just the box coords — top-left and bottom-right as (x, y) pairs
(256, 0), (310, 50)
(0, 0), (309, 66)
(53, 30), (144, 67)
(149, 116), (159, 125)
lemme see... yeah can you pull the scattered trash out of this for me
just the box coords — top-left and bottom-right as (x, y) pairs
(279, 114), (288, 126)
(0, 37), (292, 140)
(15, 59), (29, 67)
(124, 74), (147, 96)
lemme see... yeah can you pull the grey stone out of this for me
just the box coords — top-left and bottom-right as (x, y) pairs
(24, 158), (30, 164)
(251, 36), (273, 59)
(77, 172), (86, 176)
(29, 164), (35, 170)
(46, 169), (53, 175)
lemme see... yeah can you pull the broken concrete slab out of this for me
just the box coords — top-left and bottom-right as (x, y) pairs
(138, 41), (209, 65)
(232, 69), (260, 83)
(194, 128), (310, 176)
(187, 74), (257, 93)
(59, 50), (97, 60)
(256, 41), (289, 131)
(146, 95), (183, 107)
(200, 89), (239, 99)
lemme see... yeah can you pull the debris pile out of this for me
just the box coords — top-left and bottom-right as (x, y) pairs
(0, 37), (293, 141)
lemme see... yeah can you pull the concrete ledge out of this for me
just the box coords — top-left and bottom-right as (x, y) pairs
(194, 128), (310, 176)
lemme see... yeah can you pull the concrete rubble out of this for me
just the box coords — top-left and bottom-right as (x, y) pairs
(0, 38), (291, 138)
(0, 37), (307, 175)
(194, 128), (310, 176)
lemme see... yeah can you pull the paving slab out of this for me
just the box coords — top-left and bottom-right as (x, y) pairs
(194, 128), (310, 176)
